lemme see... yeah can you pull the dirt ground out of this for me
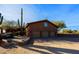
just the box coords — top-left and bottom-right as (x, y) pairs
(0, 39), (79, 54)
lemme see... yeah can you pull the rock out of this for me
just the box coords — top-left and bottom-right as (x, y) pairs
(23, 38), (34, 45)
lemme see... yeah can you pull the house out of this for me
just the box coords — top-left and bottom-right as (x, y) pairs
(26, 20), (58, 38)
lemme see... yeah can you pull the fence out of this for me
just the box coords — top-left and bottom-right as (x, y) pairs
(57, 34), (79, 38)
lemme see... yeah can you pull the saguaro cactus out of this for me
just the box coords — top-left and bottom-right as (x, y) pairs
(20, 8), (24, 35)
(0, 13), (3, 34)
(21, 8), (23, 28)
(17, 8), (23, 28)
(0, 13), (3, 45)
(0, 13), (3, 25)
(17, 8), (24, 35)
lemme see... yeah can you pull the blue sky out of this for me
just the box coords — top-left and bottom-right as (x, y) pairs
(0, 4), (79, 30)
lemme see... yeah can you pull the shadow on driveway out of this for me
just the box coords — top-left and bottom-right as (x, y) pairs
(21, 45), (79, 54)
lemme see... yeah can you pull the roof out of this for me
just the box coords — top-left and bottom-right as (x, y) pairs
(26, 20), (58, 28)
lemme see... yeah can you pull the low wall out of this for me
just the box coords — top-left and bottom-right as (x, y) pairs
(57, 34), (79, 38)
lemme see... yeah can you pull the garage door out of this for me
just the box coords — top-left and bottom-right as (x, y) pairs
(32, 32), (40, 38)
(50, 32), (55, 37)
(42, 31), (49, 38)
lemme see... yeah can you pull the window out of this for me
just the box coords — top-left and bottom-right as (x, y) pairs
(44, 22), (48, 27)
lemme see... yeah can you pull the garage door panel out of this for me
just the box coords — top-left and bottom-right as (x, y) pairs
(32, 32), (40, 38)
(42, 31), (49, 38)
(50, 32), (55, 37)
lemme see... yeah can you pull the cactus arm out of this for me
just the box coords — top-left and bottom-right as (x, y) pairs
(0, 16), (3, 24)
(0, 13), (1, 18)
(0, 14), (3, 25)
(18, 19), (20, 27)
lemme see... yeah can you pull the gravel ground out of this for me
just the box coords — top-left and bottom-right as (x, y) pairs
(0, 39), (79, 54)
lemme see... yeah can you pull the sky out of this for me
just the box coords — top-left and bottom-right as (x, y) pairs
(0, 4), (79, 30)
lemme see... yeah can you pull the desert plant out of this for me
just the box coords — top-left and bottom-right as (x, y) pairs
(2, 20), (17, 29)
(52, 21), (66, 30)
(0, 13), (4, 44)
(21, 8), (23, 28)
(63, 29), (73, 33)
(17, 19), (20, 28)
(17, 8), (26, 35)
(0, 13), (3, 34)
(0, 13), (3, 25)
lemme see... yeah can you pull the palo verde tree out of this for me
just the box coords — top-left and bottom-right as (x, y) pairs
(52, 20), (66, 30)
(62, 29), (73, 33)
(2, 20), (17, 29)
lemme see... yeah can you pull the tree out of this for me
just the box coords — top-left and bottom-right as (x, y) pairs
(52, 21), (66, 30)
(73, 30), (77, 33)
(2, 20), (18, 29)
(71, 30), (79, 34)
(75, 30), (79, 34)
(62, 29), (73, 33)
